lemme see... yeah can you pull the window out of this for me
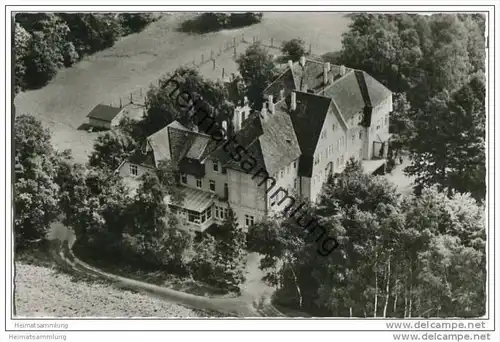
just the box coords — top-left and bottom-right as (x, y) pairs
(245, 215), (255, 227)
(336, 140), (340, 150)
(293, 160), (297, 169)
(181, 174), (187, 184)
(188, 210), (200, 224)
(206, 206), (212, 219)
(359, 130), (363, 139)
(209, 180), (216, 192)
(314, 155), (319, 165)
(196, 178), (202, 188)
(215, 206), (220, 219)
(294, 178), (297, 189)
(129, 164), (138, 176)
(280, 169), (284, 178)
(223, 208), (229, 219)
(213, 161), (219, 172)
(321, 131), (327, 139)
(332, 124), (336, 131)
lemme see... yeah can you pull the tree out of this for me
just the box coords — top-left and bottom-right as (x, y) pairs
(281, 38), (307, 61)
(236, 42), (278, 107)
(213, 208), (247, 292)
(405, 75), (486, 200)
(144, 67), (234, 135)
(21, 14), (70, 88)
(229, 13), (263, 27)
(389, 93), (413, 152)
(119, 13), (156, 33)
(14, 115), (60, 247)
(13, 22), (31, 93)
(88, 129), (136, 172)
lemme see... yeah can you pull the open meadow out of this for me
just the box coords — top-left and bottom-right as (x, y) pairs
(14, 12), (351, 164)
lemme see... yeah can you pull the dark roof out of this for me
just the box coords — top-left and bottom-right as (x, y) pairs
(284, 92), (332, 177)
(86, 104), (122, 122)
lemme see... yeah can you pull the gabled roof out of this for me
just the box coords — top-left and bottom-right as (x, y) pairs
(263, 58), (352, 98)
(86, 104), (122, 122)
(287, 92), (332, 154)
(322, 70), (366, 122)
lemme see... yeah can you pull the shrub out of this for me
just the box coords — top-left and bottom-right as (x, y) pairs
(281, 38), (307, 61)
(229, 12), (263, 27)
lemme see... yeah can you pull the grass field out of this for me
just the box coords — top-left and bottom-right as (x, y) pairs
(14, 262), (201, 317)
(14, 12), (351, 164)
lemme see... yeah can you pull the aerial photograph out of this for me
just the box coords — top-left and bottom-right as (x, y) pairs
(12, 11), (486, 319)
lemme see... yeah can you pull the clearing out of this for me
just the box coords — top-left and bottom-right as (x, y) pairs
(14, 12), (351, 164)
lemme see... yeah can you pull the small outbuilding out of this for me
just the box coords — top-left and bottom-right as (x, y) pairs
(86, 104), (124, 130)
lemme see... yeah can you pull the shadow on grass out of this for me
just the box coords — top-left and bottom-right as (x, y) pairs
(77, 123), (109, 132)
(177, 17), (222, 34)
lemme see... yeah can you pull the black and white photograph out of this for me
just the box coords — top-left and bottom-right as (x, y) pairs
(2, 2), (498, 341)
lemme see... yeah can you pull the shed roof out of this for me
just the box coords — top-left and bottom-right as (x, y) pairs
(86, 104), (122, 122)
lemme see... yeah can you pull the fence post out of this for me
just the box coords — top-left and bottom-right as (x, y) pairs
(140, 88), (142, 97)
(213, 59), (215, 69)
(130, 93), (133, 104)
(242, 33), (244, 42)
(201, 53), (204, 64)
(233, 36), (236, 47)
(222, 67), (225, 79)
(234, 46), (237, 57)
(309, 43), (312, 54)
(119, 98), (122, 108)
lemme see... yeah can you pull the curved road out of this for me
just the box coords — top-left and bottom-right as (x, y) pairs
(52, 238), (285, 318)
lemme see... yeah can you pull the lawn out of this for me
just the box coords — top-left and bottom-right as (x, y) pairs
(14, 12), (351, 164)
(14, 262), (202, 317)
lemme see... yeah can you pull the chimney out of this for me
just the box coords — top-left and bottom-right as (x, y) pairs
(288, 60), (293, 69)
(261, 101), (268, 120)
(299, 56), (306, 67)
(222, 120), (228, 137)
(339, 65), (346, 77)
(233, 108), (241, 132)
(268, 95), (274, 114)
(291, 92), (297, 111)
(324, 62), (331, 85)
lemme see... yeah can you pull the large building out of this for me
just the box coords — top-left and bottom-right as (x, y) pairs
(117, 57), (392, 233)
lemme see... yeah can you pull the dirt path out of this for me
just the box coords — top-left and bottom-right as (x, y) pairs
(49, 232), (284, 317)
(14, 12), (351, 164)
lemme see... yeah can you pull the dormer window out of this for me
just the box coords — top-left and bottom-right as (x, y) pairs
(181, 174), (187, 184)
(213, 161), (219, 172)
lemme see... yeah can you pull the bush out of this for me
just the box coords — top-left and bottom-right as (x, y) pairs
(179, 12), (263, 33)
(281, 38), (307, 61)
(229, 12), (263, 27)
(119, 13), (156, 34)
